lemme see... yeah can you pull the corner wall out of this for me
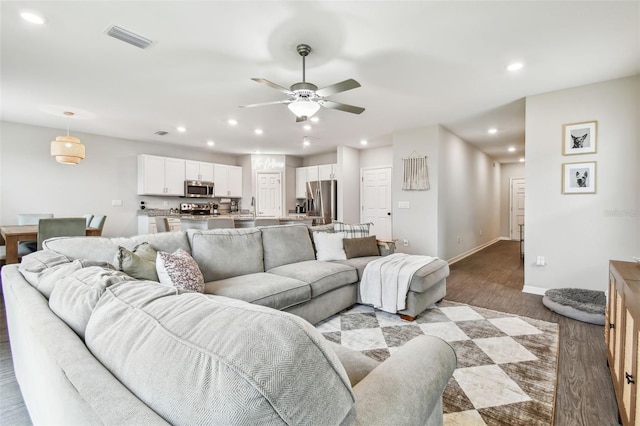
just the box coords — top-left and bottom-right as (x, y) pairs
(524, 76), (639, 293)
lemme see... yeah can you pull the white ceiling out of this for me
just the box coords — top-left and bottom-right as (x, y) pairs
(1, 1), (638, 163)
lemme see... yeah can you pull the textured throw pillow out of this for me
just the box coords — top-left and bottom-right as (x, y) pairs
(333, 222), (371, 239)
(156, 248), (204, 293)
(343, 235), (379, 259)
(114, 242), (158, 281)
(313, 232), (347, 261)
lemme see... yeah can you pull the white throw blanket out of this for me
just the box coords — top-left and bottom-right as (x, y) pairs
(360, 253), (438, 314)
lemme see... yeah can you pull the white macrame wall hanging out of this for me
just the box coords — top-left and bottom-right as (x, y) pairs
(402, 155), (430, 190)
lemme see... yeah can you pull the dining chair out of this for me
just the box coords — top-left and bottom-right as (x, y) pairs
(155, 217), (171, 233)
(18, 213), (54, 253)
(206, 218), (235, 229)
(253, 218), (280, 227)
(82, 214), (94, 227)
(37, 218), (86, 251)
(88, 215), (107, 235)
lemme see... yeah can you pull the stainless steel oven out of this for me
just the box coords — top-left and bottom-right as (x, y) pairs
(184, 180), (214, 198)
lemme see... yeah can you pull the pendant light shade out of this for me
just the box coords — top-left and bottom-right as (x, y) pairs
(51, 111), (85, 165)
(288, 99), (320, 118)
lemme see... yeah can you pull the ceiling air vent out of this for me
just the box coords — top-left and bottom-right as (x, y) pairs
(154, 130), (168, 136)
(106, 25), (153, 49)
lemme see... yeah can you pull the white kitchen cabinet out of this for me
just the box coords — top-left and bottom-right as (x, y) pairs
(185, 160), (214, 182)
(318, 164), (336, 180)
(214, 164), (243, 198)
(138, 154), (185, 196)
(296, 167), (307, 198)
(306, 166), (319, 183)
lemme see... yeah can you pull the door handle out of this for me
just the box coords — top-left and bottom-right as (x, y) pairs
(387, 212), (391, 216)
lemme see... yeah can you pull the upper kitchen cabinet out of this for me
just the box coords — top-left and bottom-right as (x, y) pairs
(318, 164), (336, 180)
(214, 164), (242, 198)
(138, 154), (186, 196)
(185, 160), (214, 182)
(295, 167), (307, 198)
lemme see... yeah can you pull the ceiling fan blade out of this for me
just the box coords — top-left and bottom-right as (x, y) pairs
(239, 99), (293, 108)
(251, 78), (294, 95)
(315, 79), (361, 97)
(319, 100), (365, 115)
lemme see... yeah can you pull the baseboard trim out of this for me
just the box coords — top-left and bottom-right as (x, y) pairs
(522, 285), (547, 296)
(447, 238), (502, 265)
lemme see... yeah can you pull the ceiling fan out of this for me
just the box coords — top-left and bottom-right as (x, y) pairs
(240, 44), (365, 122)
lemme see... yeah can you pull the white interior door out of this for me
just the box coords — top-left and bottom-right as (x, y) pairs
(361, 167), (392, 240)
(257, 172), (281, 217)
(510, 178), (525, 240)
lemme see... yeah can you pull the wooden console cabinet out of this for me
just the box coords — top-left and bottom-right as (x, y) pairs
(606, 260), (640, 425)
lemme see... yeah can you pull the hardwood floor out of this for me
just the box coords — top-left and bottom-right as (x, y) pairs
(0, 241), (620, 425)
(446, 240), (619, 426)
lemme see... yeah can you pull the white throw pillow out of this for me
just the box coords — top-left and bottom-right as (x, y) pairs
(156, 248), (204, 293)
(313, 232), (347, 261)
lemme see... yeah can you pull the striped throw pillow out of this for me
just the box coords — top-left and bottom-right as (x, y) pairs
(333, 222), (371, 239)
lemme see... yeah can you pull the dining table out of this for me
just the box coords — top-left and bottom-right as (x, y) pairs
(0, 224), (102, 265)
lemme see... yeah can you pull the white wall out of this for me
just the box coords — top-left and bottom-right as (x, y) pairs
(500, 162), (525, 238)
(336, 146), (360, 223)
(359, 146), (393, 169)
(302, 152), (337, 166)
(524, 76), (639, 293)
(392, 125), (440, 256)
(0, 121), (237, 237)
(438, 127), (501, 261)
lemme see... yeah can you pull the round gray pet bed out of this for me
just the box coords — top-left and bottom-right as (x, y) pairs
(542, 288), (606, 325)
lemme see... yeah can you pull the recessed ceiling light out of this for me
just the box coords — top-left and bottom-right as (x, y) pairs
(519, 158), (525, 162)
(508, 146), (516, 152)
(303, 138), (311, 147)
(254, 129), (263, 135)
(20, 11), (46, 25)
(507, 62), (524, 72)
(360, 140), (368, 146)
(228, 119), (237, 126)
(303, 125), (311, 131)
(176, 126), (186, 133)
(310, 117), (319, 123)
(206, 140), (215, 147)
(488, 128), (498, 134)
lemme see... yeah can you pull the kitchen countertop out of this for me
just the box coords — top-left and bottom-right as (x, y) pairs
(138, 210), (322, 221)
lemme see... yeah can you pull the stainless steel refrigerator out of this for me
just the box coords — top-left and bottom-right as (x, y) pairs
(306, 180), (337, 224)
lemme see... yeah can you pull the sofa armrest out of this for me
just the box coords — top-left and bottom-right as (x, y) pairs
(376, 239), (397, 256)
(352, 335), (456, 426)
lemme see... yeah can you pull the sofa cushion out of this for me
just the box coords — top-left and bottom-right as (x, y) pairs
(85, 281), (355, 426)
(43, 232), (191, 264)
(48, 266), (132, 339)
(313, 231), (347, 261)
(113, 243), (159, 281)
(187, 228), (264, 281)
(205, 272), (310, 310)
(337, 257), (450, 293)
(333, 222), (371, 238)
(156, 248), (204, 293)
(260, 225), (316, 270)
(268, 260), (358, 298)
(343, 235), (379, 259)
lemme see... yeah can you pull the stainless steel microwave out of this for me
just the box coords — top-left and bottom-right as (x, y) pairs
(184, 180), (214, 198)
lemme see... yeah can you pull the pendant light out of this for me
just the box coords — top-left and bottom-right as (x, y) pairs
(51, 111), (85, 164)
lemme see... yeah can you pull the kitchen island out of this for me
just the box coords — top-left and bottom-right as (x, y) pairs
(137, 211), (322, 234)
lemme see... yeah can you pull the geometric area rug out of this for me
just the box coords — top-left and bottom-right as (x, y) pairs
(315, 300), (559, 426)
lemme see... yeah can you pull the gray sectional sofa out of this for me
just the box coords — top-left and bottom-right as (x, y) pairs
(2, 224), (455, 425)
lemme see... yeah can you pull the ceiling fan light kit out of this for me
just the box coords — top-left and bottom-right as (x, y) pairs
(241, 44), (365, 122)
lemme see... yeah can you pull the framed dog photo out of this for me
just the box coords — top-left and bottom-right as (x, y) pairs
(562, 161), (596, 194)
(563, 121), (597, 155)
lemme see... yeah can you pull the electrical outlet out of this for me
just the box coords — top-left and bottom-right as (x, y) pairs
(456, 236), (461, 243)
(536, 256), (546, 266)
(163, 201), (169, 207)
(479, 229), (483, 236)
(403, 239), (409, 247)
(111, 200), (123, 207)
